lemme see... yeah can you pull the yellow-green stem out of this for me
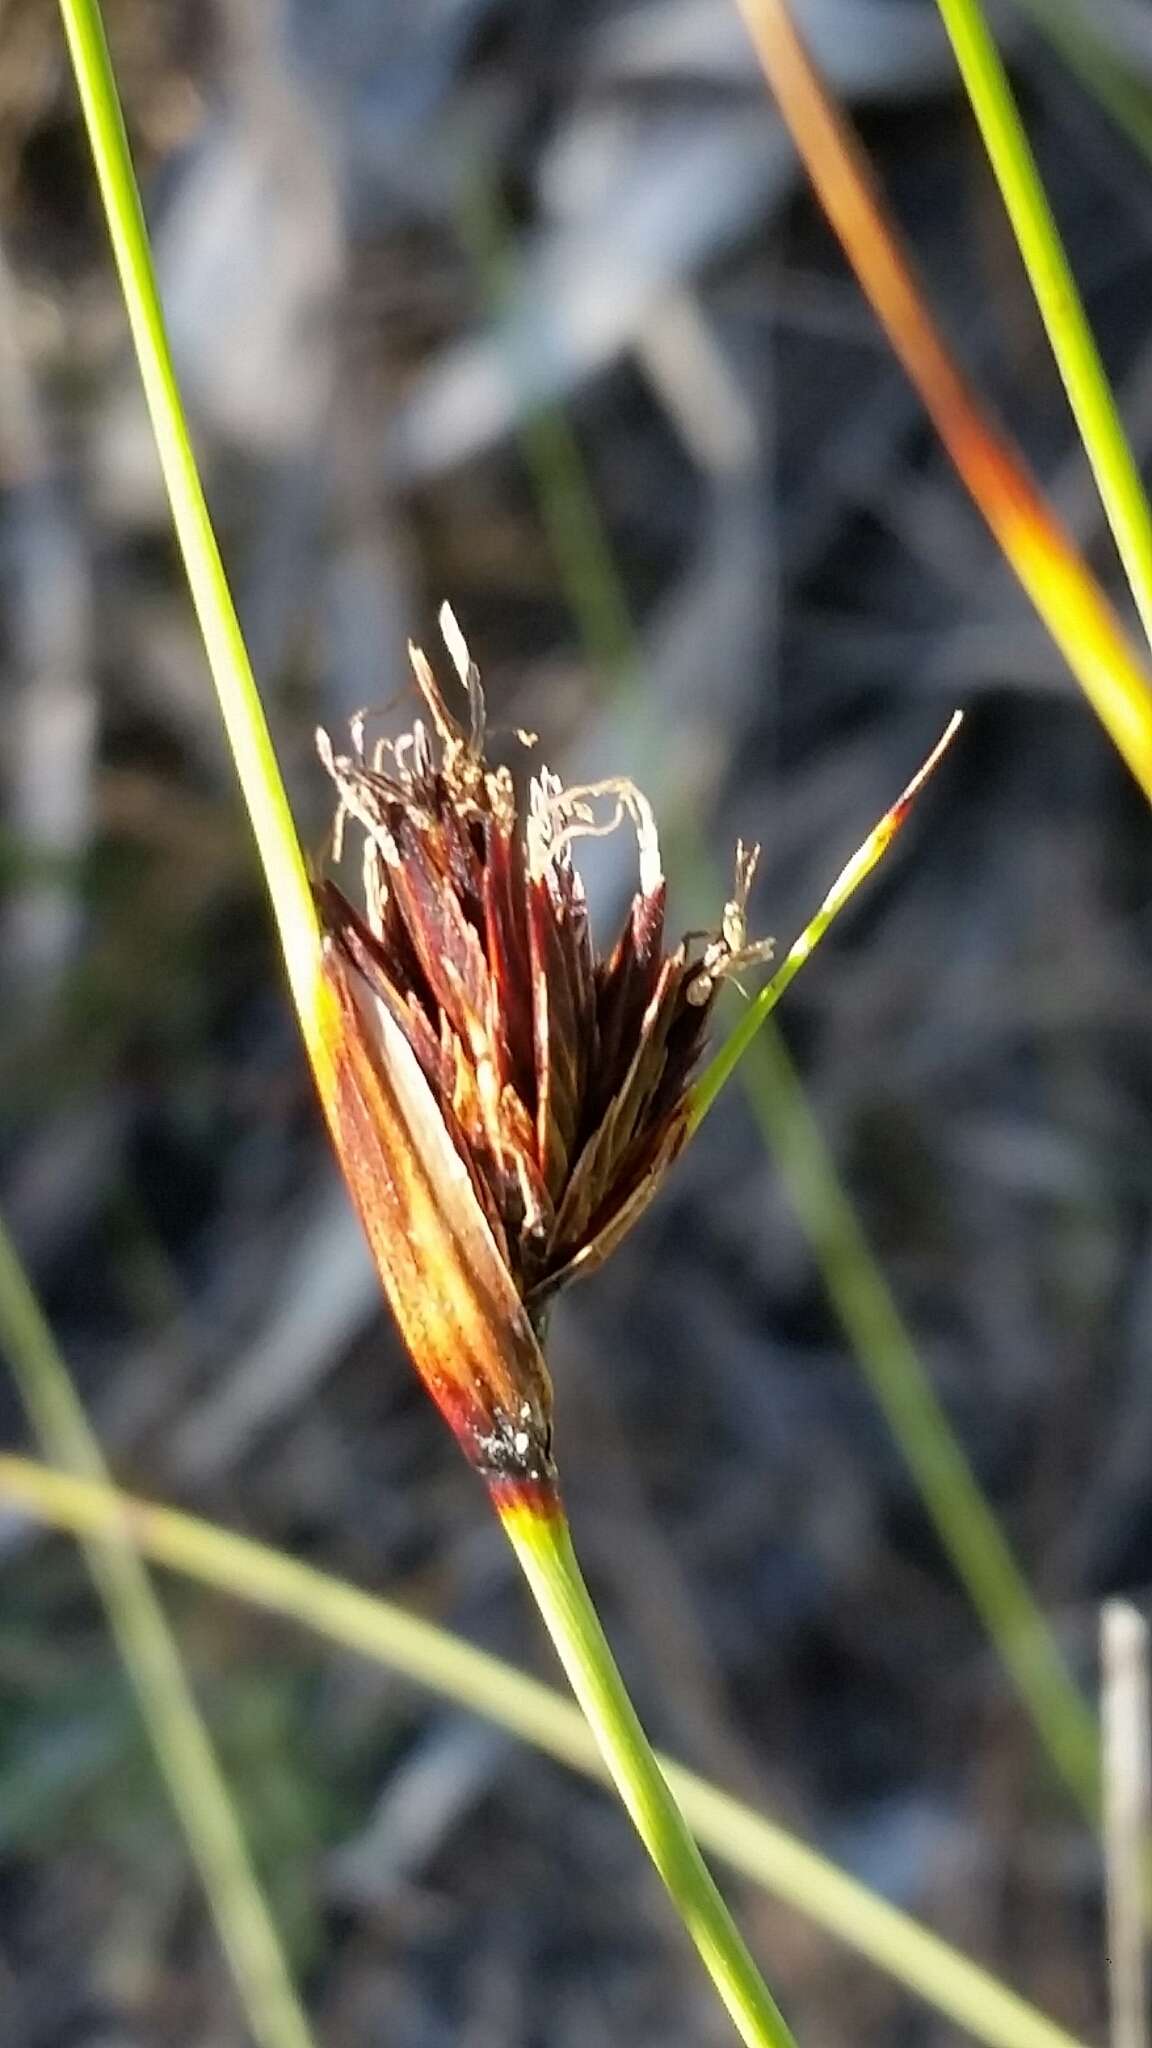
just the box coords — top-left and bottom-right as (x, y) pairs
(732, 0), (1152, 802)
(933, 0), (1152, 650)
(691, 713), (961, 1129)
(738, 1022), (1101, 1821)
(498, 1492), (797, 2048)
(57, 0), (322, 1034)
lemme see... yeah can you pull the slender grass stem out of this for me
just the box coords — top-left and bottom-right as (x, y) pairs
(932, 0), (1152, 650)
(690, 714), (962, 1129)
(1101, 1601), (1152, 2047)
(736, 1023), (1102, 1820)
(497, 1492), (797, 2048)
(731, 0), (1152, 802)
(0, 1223), (314, 2048)
(57, 0), (322, 1037)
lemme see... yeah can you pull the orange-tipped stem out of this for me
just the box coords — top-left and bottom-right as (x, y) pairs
(690, 712), (963, 1131)
(732, 0), (1152, 801)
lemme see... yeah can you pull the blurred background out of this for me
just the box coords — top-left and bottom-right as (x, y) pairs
(2, 0), (1152, 2041)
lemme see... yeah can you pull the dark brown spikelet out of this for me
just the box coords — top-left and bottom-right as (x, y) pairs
(315, 608), (770, 1478)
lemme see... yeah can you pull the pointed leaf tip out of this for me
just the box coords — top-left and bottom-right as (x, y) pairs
(688, 710), (963, 1130)
(886, 709), (963, 834)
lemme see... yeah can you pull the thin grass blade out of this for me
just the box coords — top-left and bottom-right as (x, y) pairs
(56, 0), (322, 1032)
(731, 0), (1152, 800)
(733, 1022), (1101, 1820)
(690, 713), (963, 1129)
(933, 0), (1152, 650)
(0, 1221), (314, 2048)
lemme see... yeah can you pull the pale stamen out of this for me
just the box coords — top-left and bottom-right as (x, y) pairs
(527, 776), (663, 897)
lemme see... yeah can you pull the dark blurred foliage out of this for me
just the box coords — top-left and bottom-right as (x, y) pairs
(1, 0), (1151, 2041)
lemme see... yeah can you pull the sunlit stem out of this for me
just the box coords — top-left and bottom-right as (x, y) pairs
(497, 1489), (798, 2048)
(731, 0), (1152, 803)
(690, 712), (963, 1131)
(932, 0), (1152, 651)
(57, 0), (323, 1038)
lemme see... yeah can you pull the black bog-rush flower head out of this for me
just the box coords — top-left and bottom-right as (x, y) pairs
(314, 606), (771, 1485)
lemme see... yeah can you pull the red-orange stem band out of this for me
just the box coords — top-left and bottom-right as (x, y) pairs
(488, 1473), (566, 1522)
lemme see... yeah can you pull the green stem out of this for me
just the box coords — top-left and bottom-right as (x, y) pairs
(57, 0), (321, 1025)
(499, 1493), (798, 2048)
(0, 1220), (314, 2048)
(738, 1022), (1101, 1822)
(933, 0), (1152, 650)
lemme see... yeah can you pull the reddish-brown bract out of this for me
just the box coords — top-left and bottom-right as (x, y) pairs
(487, 1473), (567, 1524)
(312, 616), (764, 1483)
(312, 961), (557, 1483)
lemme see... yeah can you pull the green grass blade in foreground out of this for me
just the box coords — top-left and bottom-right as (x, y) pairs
(499, 1498), (796, 2048)
(933, 0), (1152, 650)
(57, 0), (321, 1027)
(735, 1022), (1101, 1820)
(0, 1221), (315, 2048)
(690, 713), (962, 1132)
(0, 1456), (1090, 2048)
